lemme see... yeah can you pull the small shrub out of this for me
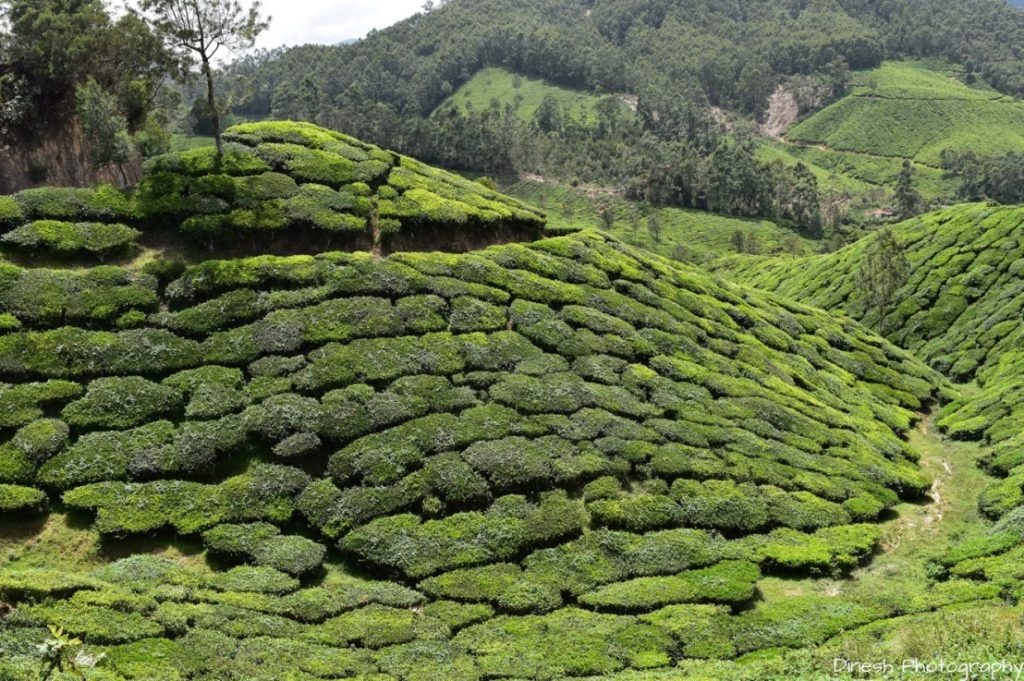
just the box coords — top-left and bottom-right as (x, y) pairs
(62, 376), (183, 429)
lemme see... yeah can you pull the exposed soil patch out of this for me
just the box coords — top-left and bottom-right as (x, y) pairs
(760, 85), (800, 138)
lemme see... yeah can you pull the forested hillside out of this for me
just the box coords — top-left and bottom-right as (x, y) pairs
(218, 0), (1024, 234)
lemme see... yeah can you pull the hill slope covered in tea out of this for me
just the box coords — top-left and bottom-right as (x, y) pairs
(714, 203), (1024, 604)
(0, 121), (544, 267)
(0, 123), (969, 680)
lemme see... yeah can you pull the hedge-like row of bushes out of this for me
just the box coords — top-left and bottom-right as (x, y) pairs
(0, 220), (949, 677)
(62, 463), (309, 534)
(1, 220), (139, 258)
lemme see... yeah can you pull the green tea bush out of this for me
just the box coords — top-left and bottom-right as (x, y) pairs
(277, 579), (424, 623)
(304, 603), (448, 649)
(730, 596), (887, 653)
(145, 144), (271, 177)
(640, 604), (737, 659)
(63, 463), (308, 534)
(203, 523), (327, 576)
(588, 494), (683, 532)
(0, 195), (24, 228)
(0, 266), (157, 329)
(0, 484), (47, 513)
(0, 569), (102, 601)
(671, 479), (771, 532)
(62, 376), (182, 429)
(2, 220), (139, 258)
(206, 566), (300, 595)
(0, 327), (200, 379)
(343, 492), (586, 579)
(418, 563), (522, 603)
(453, 608), (673, 678)
(11, 602), (164, 644)
(14, 185), (134, 221)
(578, 560), (760, 612)
(39, 420), (176, 489)
(163, 366), (248, 419)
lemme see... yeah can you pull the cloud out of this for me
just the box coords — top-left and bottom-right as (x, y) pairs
(109, 0), (424, 54)
(255, 0), (424, 49)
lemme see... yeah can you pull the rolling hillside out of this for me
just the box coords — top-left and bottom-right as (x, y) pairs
(754, 60), (1024, 210)
(714, 204), (1024, 604)
(785, 61), (1024, 168)
(0, 122), (978, 680)
(436, 67), (629, 127)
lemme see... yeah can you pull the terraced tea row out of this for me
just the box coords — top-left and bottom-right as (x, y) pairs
(0, 121), (544, 263)
(0, 221), (942, 678)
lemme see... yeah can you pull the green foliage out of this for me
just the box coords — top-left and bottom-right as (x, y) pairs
(0, 265), (157, 329)
(76, 78), (133, 169)
(0, 484), (47, 513)
(63, 463), (309, 534)
(343, 493), (587, 579)
(62, 376), (182, 429)
(0, 327), (200, 379)
(203, 523), (327, 576)
(39, 420), (176, 489)
(0, 151), (962, 679)
(2, 220), (139, 259)
(578, 561), (761, 612)
(14, 186), (135, 222)
(0, 380), (82, 428)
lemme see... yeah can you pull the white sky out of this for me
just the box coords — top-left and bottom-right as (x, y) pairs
(109, 1), (425, 54)
(251, 0), (425, 50)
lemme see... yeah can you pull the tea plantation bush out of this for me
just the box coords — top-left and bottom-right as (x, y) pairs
(2, 220), (140, 259)
(136, 121), (544, 249)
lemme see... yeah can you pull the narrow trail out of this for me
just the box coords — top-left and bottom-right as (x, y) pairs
(757, 412), (989, 604)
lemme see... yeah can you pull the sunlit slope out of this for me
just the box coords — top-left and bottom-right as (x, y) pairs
(139, 120), (546, 254)
(435, 67), (631, 126)
(715, 204), (1024, 381)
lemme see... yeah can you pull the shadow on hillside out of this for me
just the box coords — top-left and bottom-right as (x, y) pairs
(0, 513), (47, 543)
(98, 530), (205, 563)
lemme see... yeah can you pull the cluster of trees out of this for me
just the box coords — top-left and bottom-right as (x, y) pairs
(0, 0), (176, 160)
(940, 150), (1024, 205)
(0, 0), (269, 181)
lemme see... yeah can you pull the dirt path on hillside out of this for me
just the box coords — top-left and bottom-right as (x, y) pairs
(759, 412), (990, 609)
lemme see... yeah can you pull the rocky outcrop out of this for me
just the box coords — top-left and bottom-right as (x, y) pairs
(0, 120), (143, 194)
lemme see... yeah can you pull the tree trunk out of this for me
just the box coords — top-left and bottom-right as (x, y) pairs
(202, 57), (223, 157)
